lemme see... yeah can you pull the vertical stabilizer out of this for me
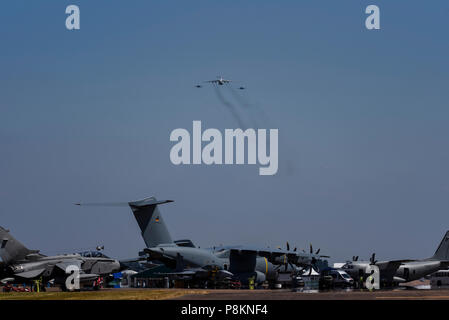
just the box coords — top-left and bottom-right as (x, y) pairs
(0, 226), (32, 264)
(128, 197), (174, 248)
(431, 231), (449, 261)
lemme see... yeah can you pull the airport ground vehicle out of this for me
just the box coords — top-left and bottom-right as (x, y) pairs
(319, 269), (354, 288)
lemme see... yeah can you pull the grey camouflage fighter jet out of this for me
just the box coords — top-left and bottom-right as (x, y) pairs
(342, 231), (449, 287)
(77, 197), (329, 285)
(0, 226), (120, 290)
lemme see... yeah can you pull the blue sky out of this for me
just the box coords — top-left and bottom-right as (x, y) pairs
(1, 1), (448, 261)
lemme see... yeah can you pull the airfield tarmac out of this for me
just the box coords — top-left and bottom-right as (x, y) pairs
(174, 288), (449, 300)
(2, 288), (449, 300)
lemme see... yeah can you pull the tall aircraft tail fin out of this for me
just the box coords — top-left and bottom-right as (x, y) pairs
(0, 226), (33, 264)
(128, 197), (174, 248)
(431, 230), (449, 261)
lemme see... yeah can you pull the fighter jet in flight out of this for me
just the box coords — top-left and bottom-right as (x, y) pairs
(0, 226), (120, 290)
(342, 231), (449, 287)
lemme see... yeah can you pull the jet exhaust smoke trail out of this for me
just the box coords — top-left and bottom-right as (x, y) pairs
(213, 84), (247, 129)
(226, 87), (296, 176)
(74, 202), (129, 207)
(227, 86), (270, 128)
(227, 86), (251, 108)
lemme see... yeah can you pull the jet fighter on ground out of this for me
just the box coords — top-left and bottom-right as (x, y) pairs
(0, 226), (120, 290)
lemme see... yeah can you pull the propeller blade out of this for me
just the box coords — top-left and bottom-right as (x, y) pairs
(286, 242), (290, 251)
(315, 248), (320, 255)
(310, 243), (313, 254)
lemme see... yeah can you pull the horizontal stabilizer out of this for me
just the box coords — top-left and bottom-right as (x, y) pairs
(128, 199), (174, 208)
(16, 268), (46, 279)
(75, 199), (173, 208)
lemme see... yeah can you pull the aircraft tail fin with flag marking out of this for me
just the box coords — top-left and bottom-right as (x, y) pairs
(128, 197), (174, 248)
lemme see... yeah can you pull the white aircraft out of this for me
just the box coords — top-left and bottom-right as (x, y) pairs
(195, 76), (244, 89)
(204, 76), (231, 85)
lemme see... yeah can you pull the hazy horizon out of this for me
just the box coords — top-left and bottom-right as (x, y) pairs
(1, 0), (448, 263)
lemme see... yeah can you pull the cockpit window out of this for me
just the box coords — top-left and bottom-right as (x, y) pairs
(79, 251), (108, 258)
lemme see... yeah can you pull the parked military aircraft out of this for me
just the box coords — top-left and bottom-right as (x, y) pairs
(0, 226), (120, 290)
(156, 252), (234, 283)
(77, 197), (329, 285)
(342, 231), (449, 287)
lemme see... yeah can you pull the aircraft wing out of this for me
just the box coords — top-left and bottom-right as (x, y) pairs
(227, 246), (327, 266)
(376, 260), (412, 281)
(204, 80), (218, 83)
(119, 257), (148, 264)
(55, 259), (82, 273)
(25, 253), (46, 261)
(55, 260), (102, 282)
(156, 268), (233, 281)
(15, 268), (46, 279)
(376, 259), (413, 269)
(156, 270), (197, 278)
(228, 246), (286, 258)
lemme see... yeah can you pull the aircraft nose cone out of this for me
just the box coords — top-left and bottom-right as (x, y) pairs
(112, 260), (121, 272)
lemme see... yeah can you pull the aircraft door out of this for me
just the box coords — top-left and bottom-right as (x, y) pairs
(403, 268), (409, 280)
